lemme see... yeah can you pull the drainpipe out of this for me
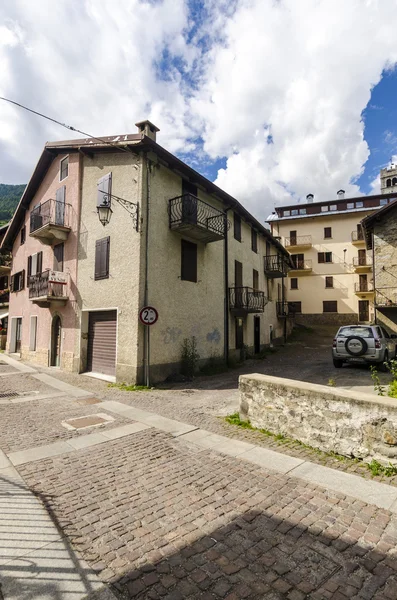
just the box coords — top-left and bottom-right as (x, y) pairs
(143, 153), (150, 386)
(282, 267), (287, 343)
(224, 210), (229, 365)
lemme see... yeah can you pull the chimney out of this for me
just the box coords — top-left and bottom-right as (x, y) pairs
(135, 120), (160, 142)
(337, 189), (345, 199)
(306, 193), (314, 203)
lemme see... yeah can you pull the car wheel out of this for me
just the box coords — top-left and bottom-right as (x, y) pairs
(333, 359), (343, 368)
(379, 351), (389, 372)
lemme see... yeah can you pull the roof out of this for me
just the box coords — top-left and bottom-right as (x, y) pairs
(267, 204), (381, 222)
(361, 198), (397, 249)
(2, 131), (289, 258)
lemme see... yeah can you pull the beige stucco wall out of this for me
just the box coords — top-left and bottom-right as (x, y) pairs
(273, 211), (377, 323)
(76, 151), (143, 382)
(7, 152), (80, 371)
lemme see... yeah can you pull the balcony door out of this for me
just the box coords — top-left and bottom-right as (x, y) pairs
(359, 274), (368, 291)
(235, 317), (244, 350)
(182, 181), (198, 225)
(235, 261), (243, 308)
(291, 253), (304, 268)
(358, 249), (366, 266)
(289, 230), (297, 246)
(51, 315), (62, 367)
(55, 186), (66, 226)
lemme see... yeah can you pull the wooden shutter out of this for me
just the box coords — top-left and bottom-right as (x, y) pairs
(181, 240), (197, 282)
(37, 251), (43, 274)
(95, 237), (110, 280)
(253, 269), (259, 290)
(10, 274), (14, 293)
(234, 213), (241, 241)
(53, 245), (63, 271)
(318, 252), (324, 263)
(20, 269), (25, 291)
(27, 256), (32, 287)
(97, 173), (112, 206)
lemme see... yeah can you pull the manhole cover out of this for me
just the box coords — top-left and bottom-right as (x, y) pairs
(0, 392), (19, 398)
(76, 397), (102, 405)
(62, 412), (114, 430)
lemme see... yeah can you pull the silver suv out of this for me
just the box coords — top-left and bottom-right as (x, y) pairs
(332, 325), (397, 370)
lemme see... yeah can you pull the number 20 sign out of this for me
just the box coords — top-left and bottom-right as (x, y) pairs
(139, 306), (159, 325)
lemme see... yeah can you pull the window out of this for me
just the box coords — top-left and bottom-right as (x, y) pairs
(318, 252), (332, 263)
(380, 199), (388, 206)
(356, 201), (363, 208)
(290, 278), (298, 290)
(21, 226), (26, 245)
(53, 243), (64, 272)
(324, 227), (332, 239)
(289, 230), (297, 244)
(234, 213), (241, 242)
(393, 178), (397, 186)
(251, 228), (258, 253)
(330, 204), (337, 211)
(347, 202), (354, 209)
(321, 206), (329, 212)
(0, 275), (8, 290)
(29, 316), (37, 351)
(60, 156), (69, 181)
(289, 301), (301, 313)
(10, 270), (25, 292)
(284, 210), (291, 217)
(338, 326), (373, 338)
(95, 237), (110, 280)
(253, 269), (259, 290)
(27, 251), (43, 287)
(325, 276), (333, 288)
(181, 239), (197, 282)
(299, 208), (307, 215)
(323, 300), (337, 313)
(387, 179), (392, 188)
(291, 209), (299, 216)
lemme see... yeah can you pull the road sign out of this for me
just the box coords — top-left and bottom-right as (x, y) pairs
(139, 306), (158, 325)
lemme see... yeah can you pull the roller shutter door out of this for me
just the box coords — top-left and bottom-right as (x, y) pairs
(87, 310), (117, 376)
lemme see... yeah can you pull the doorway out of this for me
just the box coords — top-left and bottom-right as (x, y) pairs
(235, 318), (244, 350)
(254, 317), (260, 354)
(51, 315), (62, 367)
(15, 318), (22, 353)
(359, 300), (369, 322)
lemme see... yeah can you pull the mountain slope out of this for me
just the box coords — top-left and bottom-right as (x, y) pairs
(0, 183), (25, 224)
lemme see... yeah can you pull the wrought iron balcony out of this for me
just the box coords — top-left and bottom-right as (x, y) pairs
(353, 256), (372, 271)
(354, 281), (374, 295)
(290, 259), (312, 272)
(375, 288), (397, 308)
(29, 270), (69, 307)
(276, 301), (298, 318)
(0, 291), (9, 305)
(264, 255), (289, 279)
(169, 194), (226, 243)
(351, 230), (365, 244)
(284, 235), (312, 249)
(30, 199), (72, 245)
(229, 287), (266, 314)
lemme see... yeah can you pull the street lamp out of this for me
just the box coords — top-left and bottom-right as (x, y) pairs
(97, 202), (113, 226)
(96, 192), (139, 230)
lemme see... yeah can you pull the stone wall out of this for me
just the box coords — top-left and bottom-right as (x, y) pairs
(373, 211), (397, 334)
(239, 373), (397, 464)
(294, 313), (357, 327)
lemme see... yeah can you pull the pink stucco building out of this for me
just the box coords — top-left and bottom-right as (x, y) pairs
(2, 149), (81, 369)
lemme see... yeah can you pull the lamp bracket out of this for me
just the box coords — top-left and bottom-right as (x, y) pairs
(103, 193), (139, 231)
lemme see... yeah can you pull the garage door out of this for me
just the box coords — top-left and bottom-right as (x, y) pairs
(87, 310), (117, 376)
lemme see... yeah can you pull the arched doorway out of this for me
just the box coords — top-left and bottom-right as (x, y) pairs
(51, 315), (62, 367)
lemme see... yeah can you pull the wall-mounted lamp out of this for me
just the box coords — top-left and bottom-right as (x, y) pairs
(97, 201), (113, 226)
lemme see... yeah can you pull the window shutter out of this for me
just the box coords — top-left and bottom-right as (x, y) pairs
(37, 251), (43, 274)
(95, 237), (110, 280)
(27, 256), (32, 288)
(21, 269), (25, 291)
(10, 274), (14, 293)
(56, 186), (66, 204)
(53, 245), (63, 272)
(97, 173), (112, 207)
(95, 240), (101, 279)
(318, 253), (324, 263)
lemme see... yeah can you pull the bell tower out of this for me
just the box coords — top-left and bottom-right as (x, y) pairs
(380, 163), (397, 194)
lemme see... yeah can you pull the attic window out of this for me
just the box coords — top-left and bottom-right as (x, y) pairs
(380, 199), (388, 206)
(60, 156), (69, 181)
(347, 202), (354, 209)
(356, 201), (364, 208)
(284, 210), (291, 217)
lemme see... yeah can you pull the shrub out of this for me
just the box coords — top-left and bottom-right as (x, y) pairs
(180, 336), (200, 379)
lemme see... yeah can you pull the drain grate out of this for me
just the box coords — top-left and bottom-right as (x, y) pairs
(62, 412), (115, 431)
(0, 392), (19, 398)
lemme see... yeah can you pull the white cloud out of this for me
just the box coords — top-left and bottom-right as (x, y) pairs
(1, 0), (397, 223)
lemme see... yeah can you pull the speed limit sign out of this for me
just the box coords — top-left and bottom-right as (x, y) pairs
(139, 306), (158, 325)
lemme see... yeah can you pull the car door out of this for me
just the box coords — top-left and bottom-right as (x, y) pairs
(380, 327), (394, 355)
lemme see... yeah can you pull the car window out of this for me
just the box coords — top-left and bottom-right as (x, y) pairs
(338, 327), (374, 338)
(382, 328), (390, 338)
(376, 327), (383, 338)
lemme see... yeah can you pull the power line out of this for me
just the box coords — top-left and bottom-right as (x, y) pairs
(0, 96), (133, 153)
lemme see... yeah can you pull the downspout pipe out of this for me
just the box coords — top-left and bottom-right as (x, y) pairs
(143, 153), (150, 385)
(372, 232), (377, 325)
(224, 210), (229, 365)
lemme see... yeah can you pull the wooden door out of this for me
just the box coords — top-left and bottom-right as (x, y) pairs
(15, 318), (22, 353)
(359, 300), (369, 322)
(51, 316), (62, 367)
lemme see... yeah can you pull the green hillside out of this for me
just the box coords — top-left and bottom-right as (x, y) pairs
(0, 183), (25, 225)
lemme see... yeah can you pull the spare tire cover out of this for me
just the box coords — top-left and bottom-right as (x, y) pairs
(345, 336), (368, 356)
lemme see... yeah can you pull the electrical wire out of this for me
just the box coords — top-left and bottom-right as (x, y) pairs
(0, 96), (133, 153)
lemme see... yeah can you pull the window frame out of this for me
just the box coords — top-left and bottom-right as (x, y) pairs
(323, 300), (337, 313)
(253, 268), (259, 291)
(233, 213), (242, 242)
(325, 276), (334, 289)
(181, 239), (198, 283)
(11, 270), (25, 292)
(251, 228), (258, 253)
(290, 277), (298, 290)
(324, 227), (332, 239)
(59, 155), (69, 182)
(318, 251), (333, 264)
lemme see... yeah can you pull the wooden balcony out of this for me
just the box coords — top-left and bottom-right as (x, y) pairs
(169, 194), (226, 243)
(29, 270), (69, 307)
(351, 230), (365, 245)
(229, 287), (266, 315)
(353, 256), (372, 272)
(264, 255), (289, 279)
(284, 235), (312, 251)
(30, 199), (72, 245)
(289, 259), (312, 274)
(354, 282), (374, 297)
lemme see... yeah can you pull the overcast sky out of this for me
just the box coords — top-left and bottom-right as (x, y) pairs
(1, 0), (397, 222)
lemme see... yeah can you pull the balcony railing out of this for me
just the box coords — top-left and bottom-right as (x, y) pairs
(353, 256), (373, 268)
(0, 291), (9, 305)
(229, 287), (266, 313)
(29, 270), (68, 305)
(264, 255), (289, 278)
(352, 230), (365, 242)
(284, 235), (312, 248)
(169, 194), (226, 243)
(29, 199), (72, 244)
(354, 282), (374, 293)
(375, 289), (397, 308)
(290, 259), (312, 271)
(276, 302), (298, 318)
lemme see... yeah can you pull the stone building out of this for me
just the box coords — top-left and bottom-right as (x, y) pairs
(361, 200), (397, 333)
(2, 121), (292, 383)
(0, 223), (10, 349)
(380, 163), (397, 195)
